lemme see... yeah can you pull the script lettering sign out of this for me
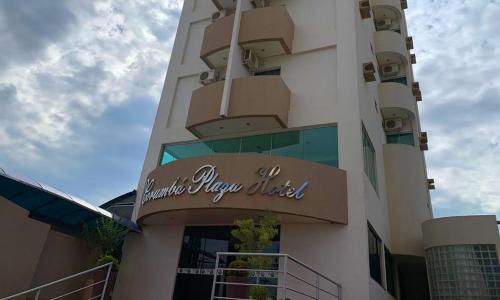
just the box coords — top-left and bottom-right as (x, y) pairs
(142, 164), (309, 205)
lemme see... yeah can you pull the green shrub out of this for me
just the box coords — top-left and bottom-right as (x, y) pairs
(231, 214), (280, 270)
(249, 286), (269, 300)
(82, 217), (128, 270)
(227, 259), (249, 277)
(96, 255), (119, 270)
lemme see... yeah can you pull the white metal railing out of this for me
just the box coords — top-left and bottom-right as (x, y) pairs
(210, 252), (342, 300)
(0, 262), (113, 300)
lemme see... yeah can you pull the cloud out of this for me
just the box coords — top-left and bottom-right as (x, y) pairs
(0, 0), (183, 203)
(407, 0), (500, 217)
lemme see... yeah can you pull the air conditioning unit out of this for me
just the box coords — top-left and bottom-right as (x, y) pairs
(382, 64), (400, 77)
(211, 10), (227, 22)
(375, 18), (392, 30)
(199, 70), (219, 85)
(242, 49), (260, 72)
(212, 0), (236, 10)
(250, 0), (269, 8)
(384, 119), (403, 131)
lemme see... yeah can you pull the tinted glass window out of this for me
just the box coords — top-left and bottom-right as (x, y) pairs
(368, 225), (383, 284)
(161, 126), (339, 168)
(387, 133), (415, 146)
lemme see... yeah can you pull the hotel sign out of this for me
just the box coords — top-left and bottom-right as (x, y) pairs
(138, 155), (348, 225)
(142, 165), (309, 205)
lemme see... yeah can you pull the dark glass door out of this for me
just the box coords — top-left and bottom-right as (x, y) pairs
(173, 226), (280, 300)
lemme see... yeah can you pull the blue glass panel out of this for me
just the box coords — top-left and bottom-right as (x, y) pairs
(206, 138), (241, 154)
(271, 130), (303, 160)
(382, 77), (408, 85)
(387, 133), (415, 146)
(303, 127), (338, 166)
(160, 126), (339, 168)
(241, 134), (271, 154)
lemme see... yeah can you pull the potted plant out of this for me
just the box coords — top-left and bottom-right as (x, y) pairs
(227, 214), (280, 299)
(226, 259), (250, 299)
(82, 217), (128, 299)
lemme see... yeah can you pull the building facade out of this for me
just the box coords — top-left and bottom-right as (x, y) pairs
(114, 0), (440, 299)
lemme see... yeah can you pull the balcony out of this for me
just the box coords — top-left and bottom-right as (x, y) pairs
(372, 0), (404, 33)
(200, 14), (235, 69)
(238, 6), (294, 58)
(186, 76), (290, 138)
(379, 82), (416, 120)
(138, 154), (348, 225)
(374, 30), (409, 65)
(200, 6), (294, 69)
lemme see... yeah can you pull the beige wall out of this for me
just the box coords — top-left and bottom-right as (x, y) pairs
(31, 230), (96, 300)
(113, 225), (184, 300)
(384, 144), (432, 257)
(0, 197), (50, 297)
(0, 197), (95, 299)
(422, 215), (500, 250)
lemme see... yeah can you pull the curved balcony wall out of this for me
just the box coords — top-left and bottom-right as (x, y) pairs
(200, 14), (235, 69)
(379, 82), (416, 120)
(384, 144), (432, 257)
(374, 30), (409, 66)
(200, 7), (294, 68)
(187, 76), (290, 138)
(238, 6), (294, 58)
(372, 0), (403, 21)
(138, 155), (348, 225)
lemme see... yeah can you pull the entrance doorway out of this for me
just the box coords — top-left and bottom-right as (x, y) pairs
(172, 226), (280, 300)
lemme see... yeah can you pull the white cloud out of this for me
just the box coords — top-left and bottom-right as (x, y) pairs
(407, 0), (500, 217)
(0, 0), (180, 160)
(0, 0), (183, 202)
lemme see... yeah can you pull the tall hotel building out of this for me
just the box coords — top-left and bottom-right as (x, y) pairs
(113, 1), (500, 299)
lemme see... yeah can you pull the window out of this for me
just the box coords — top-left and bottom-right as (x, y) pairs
(362, 126), (378, 192)
(368, 225), (383, 285)
(382, 76), (407, 85)
(385, 247), (396, 296)
(386, 132), (415, 146)
(255, 68), (281, 76)
(160, 126), (339, 168)
(426, 244), (500, 299)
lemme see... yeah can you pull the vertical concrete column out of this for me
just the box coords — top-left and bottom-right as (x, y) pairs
(219, 0), (252, 116)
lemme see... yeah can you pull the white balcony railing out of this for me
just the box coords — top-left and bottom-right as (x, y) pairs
(211, 252), (342, 300)
(0, 263), (113, 300)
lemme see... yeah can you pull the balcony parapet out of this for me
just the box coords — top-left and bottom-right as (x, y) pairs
(379, 82), (416, 120)
(200, 14), (235, 69)
(238, 6), (294, 58)
(374, 30), (410, 65)
(187, 76), (290, 138)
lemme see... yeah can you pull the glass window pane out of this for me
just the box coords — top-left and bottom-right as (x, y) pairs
(161, 151), (176, 165)
(303, 127), (338, 166)
(387, 133), (415, 146)
(166, 142), (213, 160)
(206, 138), (241, 154)
(160, 126), (339, 167)
(363, 126), (378, 192)
(241, 134), (271, 154)
(271, 131), (303, 159)
(368, 226), (382, 284)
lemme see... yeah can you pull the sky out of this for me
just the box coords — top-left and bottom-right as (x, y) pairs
(0, 0), (499, 218)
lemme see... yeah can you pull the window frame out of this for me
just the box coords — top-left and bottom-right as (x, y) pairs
(362, 125), (378, 193)
(368, 223), (384, 285)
